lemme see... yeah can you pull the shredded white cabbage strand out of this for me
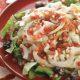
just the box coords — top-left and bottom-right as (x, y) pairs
(33, 51), (52, 67)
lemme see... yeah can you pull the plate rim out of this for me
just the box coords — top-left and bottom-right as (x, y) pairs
(0, 0), (38, 80)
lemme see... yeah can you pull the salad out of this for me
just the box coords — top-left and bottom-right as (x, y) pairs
(0, 0), (80, 80)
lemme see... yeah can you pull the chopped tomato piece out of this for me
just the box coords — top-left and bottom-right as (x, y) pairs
(49, 47), (55, 51)
(62, 36), (68, 41)
(60, 17), (69, 30)
(72, 20), (77, 26)
(48, 40), (56, 48)
(50, 34), (57, 40)
(38, 51), (47, 60)
(62, 32), (68, 41)
(59, 17), (68, 23)
(35, 23), (41, 30)
(44, 27), (52, 34)
(48, 11), (53, 16)
(69, 22), (76, 31)
(44, 10), (53, 20)
(31, 14), (39, 20)
(62, 32), (68, 37)
(35, 47), (40, 51)
(37, 33), (42, 38)
(62, 43), (69, 48)
(63, 24), (68, 30)
(76, 61), (80, 67)
(44, 10), (53, 16)
(53, 22), (60, 29)
(54, 13), (60, 20)
(39, 43), (46, 51)
(32, 35), (37, 40)
(28, 28), (34, 35)
(57, 48), (62, 53)
(32, 33), (42, 40)
(74, 43), (80, 47)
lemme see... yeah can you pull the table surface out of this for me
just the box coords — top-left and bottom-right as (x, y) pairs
(0, 0), (21, 80)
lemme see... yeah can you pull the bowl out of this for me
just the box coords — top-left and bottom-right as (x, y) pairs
(0, 0), (48, 80)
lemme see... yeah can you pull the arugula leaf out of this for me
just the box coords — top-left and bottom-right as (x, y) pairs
(35, 66), (53, 77)
(0, 16), (15, 38)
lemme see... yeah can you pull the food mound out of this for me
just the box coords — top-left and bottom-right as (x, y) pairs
(1, 1), (80, 80)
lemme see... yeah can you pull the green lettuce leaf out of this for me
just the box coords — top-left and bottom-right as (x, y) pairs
(35, 66), (53, 77)
(65, 0), (78, 6)
(14, 11), (25, 19)
(0, 16), (14, 38)
(53, 0), (79, 6)
(23, 62), (37, 75)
